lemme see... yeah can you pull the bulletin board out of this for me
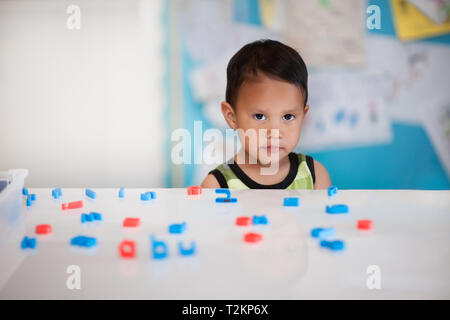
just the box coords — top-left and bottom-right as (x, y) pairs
(168, 0), (450, 189)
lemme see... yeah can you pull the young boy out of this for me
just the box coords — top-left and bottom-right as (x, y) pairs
(201, 39), (331, 189)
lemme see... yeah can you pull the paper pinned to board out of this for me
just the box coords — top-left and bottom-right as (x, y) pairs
(189, 58), (228, 104)
(180, 0), (278, 64)
(407, 0), (449, 24)
(283, 0), (365, 67)
(365, 35), (450, 124)
(391, 0), (450, 41)
(420, 97), (450, 178)
(300, 72), (393, 151)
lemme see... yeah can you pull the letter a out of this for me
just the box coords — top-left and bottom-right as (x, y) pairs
(66, 265), (81, 290)
(66, 5), (81, 30)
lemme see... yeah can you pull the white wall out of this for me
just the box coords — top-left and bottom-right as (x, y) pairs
(0, 0), (167, 187)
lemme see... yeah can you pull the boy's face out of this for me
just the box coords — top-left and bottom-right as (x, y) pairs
(221, 72), (309, 164)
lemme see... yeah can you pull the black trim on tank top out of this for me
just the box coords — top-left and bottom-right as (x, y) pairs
(208, 169), (229, 188)
(305, 155), (316, 184)
(228, 152), (299, 189)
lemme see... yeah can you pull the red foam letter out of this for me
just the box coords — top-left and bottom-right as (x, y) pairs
(236, 217), (252, 226)
(123, 218), (140, 228)
(357, 220), (373, 230)
(244, 232), (263, 243)
(36, 224), (52, 235)
(187, 186), (202, 195)
(119, 240), (135, 258)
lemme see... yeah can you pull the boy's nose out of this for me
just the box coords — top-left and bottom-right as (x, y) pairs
(266, 121), (283, 138)
(267, 128), (280, 136)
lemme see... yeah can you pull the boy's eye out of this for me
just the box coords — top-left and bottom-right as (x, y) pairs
(283, 114), (295, 121)
(253, 114), (266, 121)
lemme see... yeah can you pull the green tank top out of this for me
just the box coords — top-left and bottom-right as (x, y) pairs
(208, 152), (315, 189)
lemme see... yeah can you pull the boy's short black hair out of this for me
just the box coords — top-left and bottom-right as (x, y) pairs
(225, 39), (308, 109)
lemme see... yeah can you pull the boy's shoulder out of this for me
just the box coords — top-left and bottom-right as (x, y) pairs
(208, 161), (232, 174)
(204, 160), (242, 189)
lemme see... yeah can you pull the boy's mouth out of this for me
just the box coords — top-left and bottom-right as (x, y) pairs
(260, 146), (283, 152)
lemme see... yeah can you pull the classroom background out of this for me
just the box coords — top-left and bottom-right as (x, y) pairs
(0, 0), (449, 190)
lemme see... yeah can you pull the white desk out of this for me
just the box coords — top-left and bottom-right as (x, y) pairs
(0, 188), (449, 299)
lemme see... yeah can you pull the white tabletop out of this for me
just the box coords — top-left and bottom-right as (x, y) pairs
(0, 188), (449, 299)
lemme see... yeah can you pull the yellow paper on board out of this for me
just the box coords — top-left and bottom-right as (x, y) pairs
(391, 0), (450, 41)
(259, 0), (276, 27)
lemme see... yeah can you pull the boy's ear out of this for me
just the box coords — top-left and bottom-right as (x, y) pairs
(221, 101), (238, 130)
(303, 104), (310, 116)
